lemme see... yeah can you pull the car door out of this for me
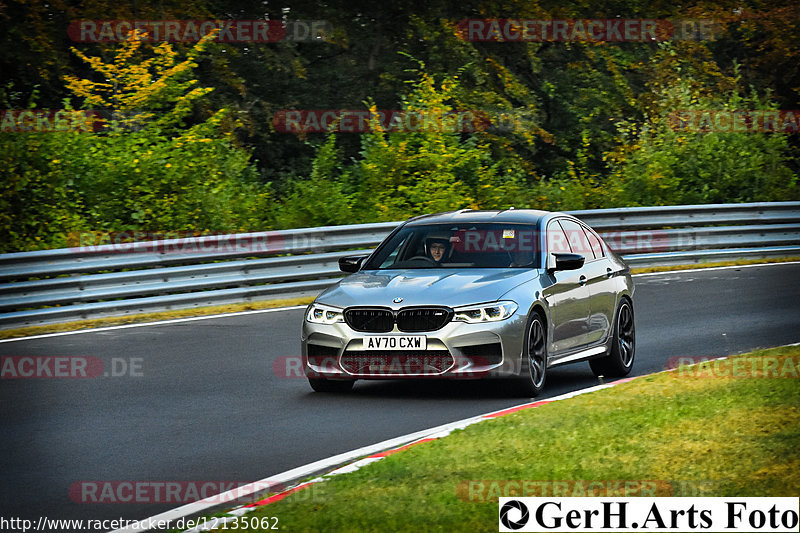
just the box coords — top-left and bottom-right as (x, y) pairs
(586, 225), (619, 343)
(541, 219), (592, 355)
(560, 218), (614, 345)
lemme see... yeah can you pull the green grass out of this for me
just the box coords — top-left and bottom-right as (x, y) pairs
(232, 346), (800, 532)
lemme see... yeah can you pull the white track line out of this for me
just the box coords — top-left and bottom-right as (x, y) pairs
(3, 260), (799, 344)
(0, 306), (307, 343)
(632, 260), (800, 277)
(113, 341), (800, 532)
(110, 380), (627, 533)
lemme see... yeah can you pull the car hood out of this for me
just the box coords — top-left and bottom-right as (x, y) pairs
(316, 268), (540, 309)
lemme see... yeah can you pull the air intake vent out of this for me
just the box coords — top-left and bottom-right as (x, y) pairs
(341, 350), (454, 375)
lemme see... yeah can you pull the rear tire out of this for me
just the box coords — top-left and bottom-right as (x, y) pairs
(308, 378), (355, 393)
(589, 298), (635, 378)
(516, 313), (547, 397)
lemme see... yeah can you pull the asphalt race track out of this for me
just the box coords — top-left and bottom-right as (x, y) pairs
(1, 262), (799, 529)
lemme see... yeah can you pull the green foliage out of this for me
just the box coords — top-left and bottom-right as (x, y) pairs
(0, 131), (86, 251)
(272, 134), (353, 229)
(278, 67), (541, 224)
(353, 72), (484, 220)
(605, 72), (798, 207)
(0, 35), (270, 252)
(3, 1), (800, 251)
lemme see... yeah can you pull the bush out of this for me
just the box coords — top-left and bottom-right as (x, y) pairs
(0, 34), (270, 252)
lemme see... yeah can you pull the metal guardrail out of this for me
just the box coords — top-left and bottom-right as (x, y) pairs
(1, 202), (799, 329)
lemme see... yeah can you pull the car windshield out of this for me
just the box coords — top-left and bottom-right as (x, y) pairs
(363, 223), (541, 269)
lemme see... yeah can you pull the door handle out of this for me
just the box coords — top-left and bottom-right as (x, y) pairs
(579, 275), (587, 286)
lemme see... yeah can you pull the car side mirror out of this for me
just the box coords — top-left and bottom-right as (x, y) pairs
(338, 255), (369, 273)
(548, 253), (585, 272)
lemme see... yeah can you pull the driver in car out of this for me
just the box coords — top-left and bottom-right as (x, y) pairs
(426, 238), (450, 265)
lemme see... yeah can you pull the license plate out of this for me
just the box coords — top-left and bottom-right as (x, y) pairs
(363, 335), (427, 350)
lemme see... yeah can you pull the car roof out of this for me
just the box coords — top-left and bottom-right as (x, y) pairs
(404, 208), (552, 226)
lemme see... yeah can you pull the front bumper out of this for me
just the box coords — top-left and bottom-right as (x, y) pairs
(301, 311), (528, 380)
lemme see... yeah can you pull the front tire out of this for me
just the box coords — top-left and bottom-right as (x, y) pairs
(590, 297), (635, 378)
(308, 378), (355, 393)
(516, 313), (547, 397)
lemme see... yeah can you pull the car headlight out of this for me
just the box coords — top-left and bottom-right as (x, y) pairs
(306, 303), (345, 324)
(453, 301), (518, 323)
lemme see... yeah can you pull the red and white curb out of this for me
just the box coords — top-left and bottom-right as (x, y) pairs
(111, 376), (641, 533)
(111, 342), (800, 533)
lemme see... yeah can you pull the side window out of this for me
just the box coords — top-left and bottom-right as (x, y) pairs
(557, 219), (594, 259)
(583, 227), (605, 258)
(546, 220), (570, 254)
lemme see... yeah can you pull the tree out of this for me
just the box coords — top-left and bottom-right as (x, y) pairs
(605, 67), (798, 206)
(0, 31), (269, 252)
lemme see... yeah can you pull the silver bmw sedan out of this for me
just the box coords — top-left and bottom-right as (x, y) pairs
(301, 209), (635, 396)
